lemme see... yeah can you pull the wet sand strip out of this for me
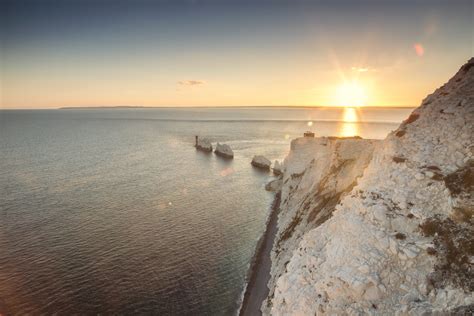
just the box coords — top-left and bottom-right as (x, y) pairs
(239, 191), (281, 316)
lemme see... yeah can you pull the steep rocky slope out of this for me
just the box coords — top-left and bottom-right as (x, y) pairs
(264, 58), (473, 315)
(263, 136), (379, 314)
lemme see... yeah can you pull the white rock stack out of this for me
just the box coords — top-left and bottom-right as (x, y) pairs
(263, 58), (474, 315)
(251, 155), (271, 170)
(214, 143), (234, 159)
(273, 160), (283, 176)
(195, 137), (212, 152)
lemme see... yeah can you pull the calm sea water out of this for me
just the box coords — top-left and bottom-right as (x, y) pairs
(0, 107), (413, 315)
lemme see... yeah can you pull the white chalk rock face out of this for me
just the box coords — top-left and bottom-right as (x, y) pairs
(214, 143), (234, 159)
(262, 136), (378, 314)
(251, 155), (271, 170)
(273, 160), (283, 175)
(195, 137), (212, 152)
(265, 58), (474, 315)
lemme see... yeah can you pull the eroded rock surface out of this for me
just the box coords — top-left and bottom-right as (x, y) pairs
(263, 136), (378, 313)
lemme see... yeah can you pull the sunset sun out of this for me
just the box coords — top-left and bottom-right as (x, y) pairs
(336, 81), (368, 107)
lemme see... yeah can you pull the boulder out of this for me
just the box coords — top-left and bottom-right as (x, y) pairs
(214, 143), (234, 159)
(273, 160), (283, 175)
(195, 137), (212, 152)
(265, 178), (282, 191)
(251, 155), (271, 170)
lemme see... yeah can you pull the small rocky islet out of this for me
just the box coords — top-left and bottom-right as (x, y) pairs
(195, 136), (282, 172)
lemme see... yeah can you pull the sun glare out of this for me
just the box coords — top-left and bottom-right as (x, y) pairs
(339, 107), (359, 137)
(342, 107), (358, 122)
(336, 81), (367, 107)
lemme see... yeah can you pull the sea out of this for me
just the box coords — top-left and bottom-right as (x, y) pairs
(0, 106), (413, 315)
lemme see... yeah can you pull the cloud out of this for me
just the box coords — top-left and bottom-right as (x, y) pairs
(178, 80), (206, 86)
(351, 67), (371, 72)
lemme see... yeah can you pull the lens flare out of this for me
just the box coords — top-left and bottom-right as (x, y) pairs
(219, 167), (234, 177)
(414, 43), (424, 57)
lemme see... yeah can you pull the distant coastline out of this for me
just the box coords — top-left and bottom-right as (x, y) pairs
(60, 106), (149, 109)
(58, 105), (417, 110)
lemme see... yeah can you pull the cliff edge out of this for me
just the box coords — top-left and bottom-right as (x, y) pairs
(264, 58), (474, 315)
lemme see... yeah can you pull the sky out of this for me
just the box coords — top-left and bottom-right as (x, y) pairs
(1, 0), (473, 109)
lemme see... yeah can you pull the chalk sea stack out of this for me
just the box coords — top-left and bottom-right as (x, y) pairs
(195, 136), (212, 152)
(273, 160), (283, 176)
(215, 143), (234, 159)
(251, 155), (271, 170)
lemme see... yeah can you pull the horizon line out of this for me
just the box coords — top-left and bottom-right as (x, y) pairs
(1, 105), (417, 110)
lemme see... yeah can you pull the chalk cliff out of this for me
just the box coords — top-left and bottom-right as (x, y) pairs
(263, 136), (379, 314)
(264, 58), (473, 315)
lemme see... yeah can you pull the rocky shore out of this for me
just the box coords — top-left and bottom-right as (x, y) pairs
(239, 192), (281, 316)
(242, 58), (473, 315)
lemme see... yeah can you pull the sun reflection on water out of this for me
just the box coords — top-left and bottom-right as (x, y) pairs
(339, 107), (360, 137)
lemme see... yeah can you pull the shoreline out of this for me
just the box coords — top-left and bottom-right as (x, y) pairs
(238, 191), (281, 316)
